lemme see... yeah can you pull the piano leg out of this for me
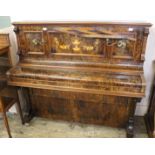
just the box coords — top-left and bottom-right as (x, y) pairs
(16, 90), (25, 125)
(126, 117), (134, 138)
(19, 87), (33, 123)
(126, 98), (139, 138)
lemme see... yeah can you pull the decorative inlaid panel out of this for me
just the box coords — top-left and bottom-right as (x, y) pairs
(24, 32), (44, 54)
(49, 33), (103, 54)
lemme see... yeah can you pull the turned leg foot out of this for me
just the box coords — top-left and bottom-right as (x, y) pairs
(20, 88), (33, 123)
(126, 117), (134, 138)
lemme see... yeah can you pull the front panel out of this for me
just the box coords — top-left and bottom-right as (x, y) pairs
(30, 88), (137, 127)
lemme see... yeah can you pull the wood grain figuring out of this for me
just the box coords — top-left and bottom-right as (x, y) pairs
(7, 22), (152, 137)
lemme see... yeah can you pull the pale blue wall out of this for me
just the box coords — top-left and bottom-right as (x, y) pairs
(0, 16), (11, 29)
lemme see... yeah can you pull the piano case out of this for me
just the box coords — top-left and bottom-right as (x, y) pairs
(7, 22), (151, 137)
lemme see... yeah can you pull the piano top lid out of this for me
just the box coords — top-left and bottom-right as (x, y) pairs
(12, 21), (152, 27)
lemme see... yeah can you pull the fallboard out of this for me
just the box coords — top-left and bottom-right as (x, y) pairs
(7, 65), (145, 97)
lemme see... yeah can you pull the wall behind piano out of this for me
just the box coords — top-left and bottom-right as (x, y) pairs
(1, 0), (155, 116)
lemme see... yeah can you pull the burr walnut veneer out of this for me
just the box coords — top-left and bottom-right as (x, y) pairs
(7, 22), (152, 137)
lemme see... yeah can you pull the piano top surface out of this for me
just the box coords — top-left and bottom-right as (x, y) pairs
(12, 21), (152, 27)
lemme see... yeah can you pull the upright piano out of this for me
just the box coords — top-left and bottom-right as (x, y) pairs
(7, 22), (151, 137)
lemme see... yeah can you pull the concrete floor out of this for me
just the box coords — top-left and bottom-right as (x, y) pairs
(0, 113), (148, 138)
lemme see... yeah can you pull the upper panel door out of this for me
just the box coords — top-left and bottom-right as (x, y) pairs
(23, 31), (45, 55)
(105, 31), (137, 60)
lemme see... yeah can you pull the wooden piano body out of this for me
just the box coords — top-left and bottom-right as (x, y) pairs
(7, 22), (151, 137)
